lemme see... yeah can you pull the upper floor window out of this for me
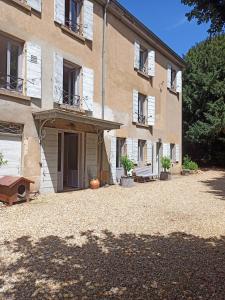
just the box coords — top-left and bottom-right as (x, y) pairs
(63, 60), (81, 107)
(54, 0), (94, 41)
(0, 34), (23, 94)
(134, 41), (155, 77)
(65, 0), (82, 35)
(167, 64), (182, 93)
(138, 93), (147, 125)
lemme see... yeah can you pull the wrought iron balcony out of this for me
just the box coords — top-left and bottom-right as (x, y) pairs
(137, 114), (146, 124)
(139, 65), (148, 75)
(0, 74), (24, 94)
(63, 94), (81, 107)
(65, 18), (83, 35)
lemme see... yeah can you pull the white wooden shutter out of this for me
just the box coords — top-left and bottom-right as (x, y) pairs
(163, 143), (170, 157)
(147, 96), (155, 126)
(132, 139), (138, 164)
(167, 64), (172, 88)
(176, 70), (182, 93)
(148, 50), (155, 77)
(54, 0), (65, 24)
(133, 89), (138, 123)
(175, 144), (180, 162)
(40, 128), (58, 193)
(110, 137), (117, 184)
(86, 133), (98, 187)
(126, 138), (133, 160)
(83, 67), (94, 111)
(147, 141), (153, 165)
(26, 42), (42, 98)
(0, 135), (21, 176)
(134, 41), (140, 69)
(83, 0), (94, 41)
(53, 52), (63, 104)
(27, 0), (41, 12)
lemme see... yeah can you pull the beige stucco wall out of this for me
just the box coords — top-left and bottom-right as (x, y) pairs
(0, 0), (183, 192)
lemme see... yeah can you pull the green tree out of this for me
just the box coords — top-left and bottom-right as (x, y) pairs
(183, 34), (225, 166)
(181, 0), (225, 35)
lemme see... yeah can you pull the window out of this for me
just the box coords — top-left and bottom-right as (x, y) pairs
(0, 34), (23, 93)
(138, 140), (146, 165)
(65, 0), (82, 35)
(116, 138), (126, 168)
(139, 47), (148, 74)
(63, 60), (81, 106)
(170, 144), (175, 162)
(138, 93), (147, 124)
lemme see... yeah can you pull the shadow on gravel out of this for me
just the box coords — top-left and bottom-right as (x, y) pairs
(1, 231), (225, 299)
(201, 171), (225, 200)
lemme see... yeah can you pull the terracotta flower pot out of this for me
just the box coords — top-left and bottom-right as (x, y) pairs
(90, 178), (100, 189)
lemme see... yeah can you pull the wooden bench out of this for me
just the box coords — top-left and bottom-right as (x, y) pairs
(133, 167), (158, 183)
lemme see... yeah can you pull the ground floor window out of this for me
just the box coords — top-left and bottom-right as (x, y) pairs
(116, 138), (126, 168)
(170, 143), (175, 162)
(138, 140), (146, 165)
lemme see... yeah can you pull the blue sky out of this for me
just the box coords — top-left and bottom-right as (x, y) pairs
(118, 0), (209, 57)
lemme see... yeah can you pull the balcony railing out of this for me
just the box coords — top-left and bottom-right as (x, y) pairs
(137, 114), (146, 124)
(139, 65), (148, 75)
(65, 18), (84, 36)
(0, 74), (24, 94)
(63, 93), (81, 107)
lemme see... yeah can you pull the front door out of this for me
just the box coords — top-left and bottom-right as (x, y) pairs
(57, 132), (80, 191)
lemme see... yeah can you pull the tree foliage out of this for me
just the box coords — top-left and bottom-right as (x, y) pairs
(183, 34), (225, 166)
(181, 0), (225, 35)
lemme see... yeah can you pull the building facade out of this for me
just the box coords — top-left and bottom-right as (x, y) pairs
(0, 0), (185, 193)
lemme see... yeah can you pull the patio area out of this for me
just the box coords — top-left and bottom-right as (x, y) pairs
(0, 169), (225, 299)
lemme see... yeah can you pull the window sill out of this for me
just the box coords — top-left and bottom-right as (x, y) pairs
(134, 68), (151, 80)
(8, 0), (31, 13)
(167, 87), (179, 96)
(0, 89), (31, 102)
(133, 122), (150, 129)
(61, 25), (85, 43)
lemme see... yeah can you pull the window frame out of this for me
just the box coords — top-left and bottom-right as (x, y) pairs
(116, 138), (126, 168)
(138, 139), (146, 165)
(139, 47), (148, 74)
(65, 0), (83, 35)
(0, 35), (23, 94)
(63, 60), (81, 106)
(138, 93), (147, 125)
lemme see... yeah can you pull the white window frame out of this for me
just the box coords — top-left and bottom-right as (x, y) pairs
(63, 60), (81, 106)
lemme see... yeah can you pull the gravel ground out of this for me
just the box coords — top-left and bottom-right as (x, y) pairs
(0, 169), (225, 299)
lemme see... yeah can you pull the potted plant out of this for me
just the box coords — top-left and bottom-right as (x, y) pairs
(182, 155), (198, 175)
(160, 156), (172, 180)
(120, 156), (134, 187)
(90, 178), (100, 189)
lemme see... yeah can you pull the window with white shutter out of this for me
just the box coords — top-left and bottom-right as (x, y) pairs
(175, 144), (180, 162)
(126, 138), (133, 160)
(176, 70), (182, 93)
(147, 96), (155, 126)
(167, 64), (172, 89)
(147, 141), (153, 165)
(54, 0), (65, 25)
(83, 0), (94, 41)
(27, 0), (41, 12)
(134, 41), (140, 69)
(133, 90), (139, 123)
(82, 67), (94, 111)
(110, 136), (117, 184)
(53, 52), (63, 103)
(148, 50), (155, 77)
(133, 139), (138, 164)
(26, 42), (42, 98)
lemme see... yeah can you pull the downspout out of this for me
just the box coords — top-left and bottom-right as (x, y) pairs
(100, 0), (110, 186)
(102, 0), (110, 120)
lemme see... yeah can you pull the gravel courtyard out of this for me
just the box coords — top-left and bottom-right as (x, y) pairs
(0, 170), (225, 299)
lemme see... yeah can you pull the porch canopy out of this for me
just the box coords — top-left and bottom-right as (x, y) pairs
(33, 109), (122, 131)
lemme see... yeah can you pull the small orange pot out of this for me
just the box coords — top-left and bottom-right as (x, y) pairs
(90, 178), (100, 189)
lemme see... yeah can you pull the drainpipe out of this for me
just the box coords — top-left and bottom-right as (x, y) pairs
(102, 0), (110, 120)
(100, 0), (110, 186)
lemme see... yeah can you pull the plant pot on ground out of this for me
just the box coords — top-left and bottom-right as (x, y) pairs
(120, 156), (134, 187)
(160, 156), (172, 180)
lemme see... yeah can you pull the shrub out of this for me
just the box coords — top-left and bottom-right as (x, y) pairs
(0, 153), (7, 167)
(161, 156), (171, 172)
(183, 155), (198, 171)
(120, 156), (134, 176)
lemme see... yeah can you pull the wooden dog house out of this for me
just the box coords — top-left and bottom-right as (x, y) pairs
(0, 176), (34, 206)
